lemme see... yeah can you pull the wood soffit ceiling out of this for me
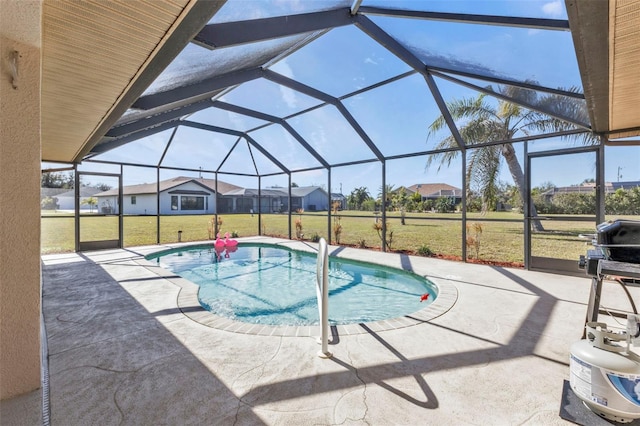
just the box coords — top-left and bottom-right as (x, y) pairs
(609, 0), (640, 139)
(41, 0), (223, 163)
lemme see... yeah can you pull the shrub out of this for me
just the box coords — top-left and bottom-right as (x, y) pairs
(435, 196), (454, 213)
(295, 208), (304, 239)
(41, 196), (59, 210)
(332, 201), (342, 243)
(466, 222), (483, 259)
(417, 245), (433, 256)
(361, 199), (376, 211)
(207, 216), (223, 239)
(606, 187), (640, 215)
(373, 220), (393, 250)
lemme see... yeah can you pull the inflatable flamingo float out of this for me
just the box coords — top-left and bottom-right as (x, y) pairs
(224, 232), (238, 247)
(214, 232), (225, 248)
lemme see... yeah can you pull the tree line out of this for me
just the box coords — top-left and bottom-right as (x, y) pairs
(347, 183), (639, 216)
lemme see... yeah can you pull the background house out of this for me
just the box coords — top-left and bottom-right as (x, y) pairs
(222, 186), (331, 213)
(221, 188), (288, 213)
(40, 187), (102, 211)
(291, 187), (330, 211)
(95, 177), (241, 215)
(95, 178), (332, 215)
(406, 183), (463, 205)
(40, 187), (67, 209)
(59, 187), (102, 211)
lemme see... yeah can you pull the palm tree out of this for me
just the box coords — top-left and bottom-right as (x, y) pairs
(427, 84), (597, 231)
(347, 186), (371, 210)
(377, 184), (395, 210)
(81, 196), (98, 213)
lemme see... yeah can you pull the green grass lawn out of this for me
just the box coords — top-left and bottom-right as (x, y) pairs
(41, 211), (638, 265)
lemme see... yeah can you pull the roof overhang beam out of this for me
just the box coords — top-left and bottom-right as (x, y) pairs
(133, 67), (264, 110)
(430, 70), (591, 130)
(426, 66), (584, 100)
(105, 99), (214, 139)
(358, 6), (570, 31)
(565, 0), (609, 134)
(193, 8), (354, 49)
(89, 121), (180, 155)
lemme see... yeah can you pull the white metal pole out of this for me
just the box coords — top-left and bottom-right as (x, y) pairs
(316, 238), (331, 358)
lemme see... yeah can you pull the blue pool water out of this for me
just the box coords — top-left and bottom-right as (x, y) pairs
(147, 244), (437, 326)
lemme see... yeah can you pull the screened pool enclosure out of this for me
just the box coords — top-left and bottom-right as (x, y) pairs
(41, 0), (640, 274)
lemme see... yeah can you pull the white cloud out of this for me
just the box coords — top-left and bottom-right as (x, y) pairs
(542, 0), (563, 18)
(227, 110), (244, 129)
(281, 87), (298, 109)
(274, 61), (298, 109)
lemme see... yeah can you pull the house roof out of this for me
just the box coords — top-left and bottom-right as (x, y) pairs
(612, 181), (640, 190)
(543, 181), (640, 195)
(41, 188), (68, 198)
(407, 183), (463, 198)
(59, 187), (103, 198)
(291, 186), (327, 197)
(95, 176), (241, 197)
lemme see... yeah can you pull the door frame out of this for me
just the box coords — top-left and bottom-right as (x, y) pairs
(524, 144), (604, 275)
(75, 169), (123, 251)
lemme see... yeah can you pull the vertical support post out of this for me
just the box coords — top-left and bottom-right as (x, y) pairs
(316, 238), (331, 358)
(74, 164), (80, 252)
(461, 149), (467, 262)
(523, 141), (531, 270)
(156, 167), (160, 244)
(327, 168), (332, 244)
(288, 173), (292, 240)
(118, 165), (123, 248)
(381, 160), (387, 252)
(258, 176), (262, 236)
(596, 139), (606, 224)
(214, 172), (219, 238)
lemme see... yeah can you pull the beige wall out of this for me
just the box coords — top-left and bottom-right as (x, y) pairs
(0, 0), (42, 399)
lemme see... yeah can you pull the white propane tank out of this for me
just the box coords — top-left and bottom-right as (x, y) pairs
(570, 322), (640, 423)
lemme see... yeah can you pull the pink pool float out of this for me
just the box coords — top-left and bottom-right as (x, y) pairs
(214, 232), (225, 248)
(224, 232), (238, 247)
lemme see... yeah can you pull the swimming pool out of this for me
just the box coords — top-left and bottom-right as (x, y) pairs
(147, 243), (438, 326)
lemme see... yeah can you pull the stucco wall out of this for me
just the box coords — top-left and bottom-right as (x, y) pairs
(0, 0), (42, 399)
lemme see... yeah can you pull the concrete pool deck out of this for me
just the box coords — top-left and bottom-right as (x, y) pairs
(7, 237), (640, 424)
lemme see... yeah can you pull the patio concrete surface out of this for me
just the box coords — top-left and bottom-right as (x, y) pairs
(9, 237), (640, 425)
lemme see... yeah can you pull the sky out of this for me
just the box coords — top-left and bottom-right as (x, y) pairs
(43, 0), (640, 196)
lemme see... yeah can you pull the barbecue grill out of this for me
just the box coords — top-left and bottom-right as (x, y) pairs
(578, 219), (640, 335)
(579, 219), (640, 285)
(596, 220), (640, 264)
